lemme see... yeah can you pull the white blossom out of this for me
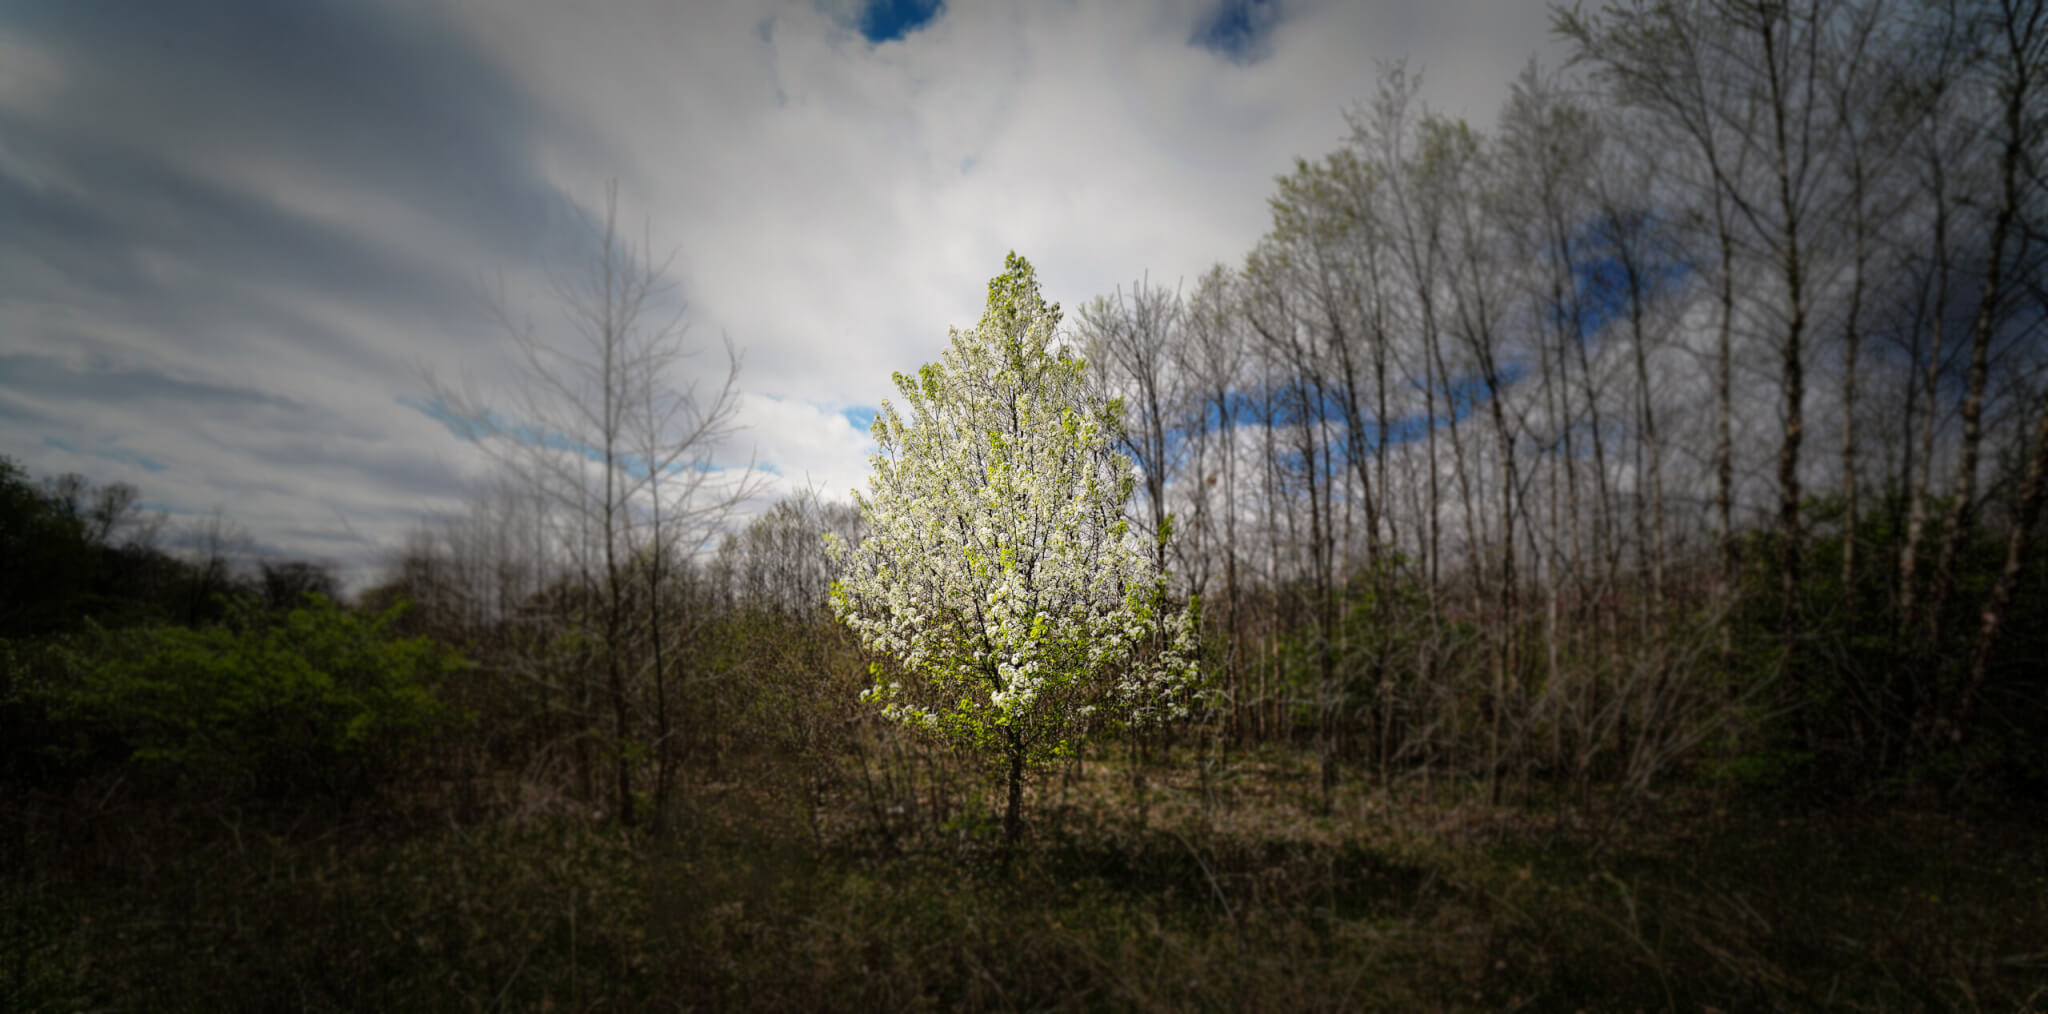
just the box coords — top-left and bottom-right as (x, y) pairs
(828, 253), (1201, 768)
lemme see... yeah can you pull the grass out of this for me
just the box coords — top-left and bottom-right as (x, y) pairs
(4, 748), (2046, 1011)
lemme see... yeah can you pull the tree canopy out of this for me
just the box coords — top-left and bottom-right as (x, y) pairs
(829, 252), (1199, 841)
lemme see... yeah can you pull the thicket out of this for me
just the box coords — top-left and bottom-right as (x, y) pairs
(0, 461), (463, 811)
(1070, 0), (2048, 805)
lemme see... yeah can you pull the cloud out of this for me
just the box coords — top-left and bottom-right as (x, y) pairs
(445, 0), (1564, 402)
(0, 0), (1568, 590)
(42, 435), (166, 473)
(730, 392), (881, 503)
(0, 354), (305, 415)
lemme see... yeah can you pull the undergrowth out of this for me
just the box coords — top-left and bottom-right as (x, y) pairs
(5, 750), (2044, 1012)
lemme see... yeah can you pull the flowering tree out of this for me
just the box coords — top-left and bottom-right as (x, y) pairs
(828, 253), (1200, 845)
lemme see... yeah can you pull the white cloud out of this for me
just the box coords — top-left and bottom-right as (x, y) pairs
(729, 390), (880, 500)
(0, 0), (1570, 589)
(436, 0), (1566, 408)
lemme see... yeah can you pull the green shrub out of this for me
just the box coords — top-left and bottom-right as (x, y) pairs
(39, 597), (463, 802)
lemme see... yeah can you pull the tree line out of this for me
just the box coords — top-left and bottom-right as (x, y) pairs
(9, 0), (2040, 835)
(358, 0), (2048, 820)
(1077, 0), (2047, 802)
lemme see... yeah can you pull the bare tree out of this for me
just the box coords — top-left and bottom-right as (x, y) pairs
(1244, 224), (1345, 811)
(628, 314), (759, 820)
(1895, 0), (1972, 639)
(1926, 0), (2046, 640)
(1080, 277), (1189, 575)
(181, 507), (251, 624)
(1181, 266), (1251, 741)
(432, 181), (757, 825)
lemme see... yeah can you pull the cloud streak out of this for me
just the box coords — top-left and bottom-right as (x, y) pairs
(0, 0), (1565, 590)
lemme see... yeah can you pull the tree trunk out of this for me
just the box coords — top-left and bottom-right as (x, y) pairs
(1958, 397), (2048, 739)
(1840, 147), (1869, 595)
(1898, 178), (1951, 634)
(1760, 5), (1809, 676)
(1003, 726), (1026, 846)
(1929, 52), (2027, 641)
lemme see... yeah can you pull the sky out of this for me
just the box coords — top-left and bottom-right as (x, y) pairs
(0, 0), (1566, 590)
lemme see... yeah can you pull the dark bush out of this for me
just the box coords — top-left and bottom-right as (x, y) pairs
(31, 598), (463, 804)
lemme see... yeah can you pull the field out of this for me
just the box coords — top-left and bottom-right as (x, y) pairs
(7, 749), (2044, 1012)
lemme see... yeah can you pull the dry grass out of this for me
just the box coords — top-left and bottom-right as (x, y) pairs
(5, 746), (2045, 1012)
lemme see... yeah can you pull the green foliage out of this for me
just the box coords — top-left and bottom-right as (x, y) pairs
(1705, 746), (1817, 790)
(34, 597), (462, 802)
(1720, 495), (2048, 793)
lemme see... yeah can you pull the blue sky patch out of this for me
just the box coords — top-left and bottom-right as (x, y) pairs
(399, 395), (729, 479)
(841, 405), (880, 433)
(857, 0), (943, 43)
(1191, 0), (1283, 64)
(1561, 211), (1693, 341)
(1152, 364), (1516, 475)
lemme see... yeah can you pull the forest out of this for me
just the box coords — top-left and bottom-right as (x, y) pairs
(5, 0), (2047, 1009)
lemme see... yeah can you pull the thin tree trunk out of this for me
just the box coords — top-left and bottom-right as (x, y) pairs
(1840, 132), (1871, 595)
(1760, 6), (1809, 670)
(1899, 175), (1951, 632)
(1958, 397), (2048, 739)
(1929, 53), (2027, 638)
(1714, 214), (1737, 643)
(1004, 726), (1025, 846)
